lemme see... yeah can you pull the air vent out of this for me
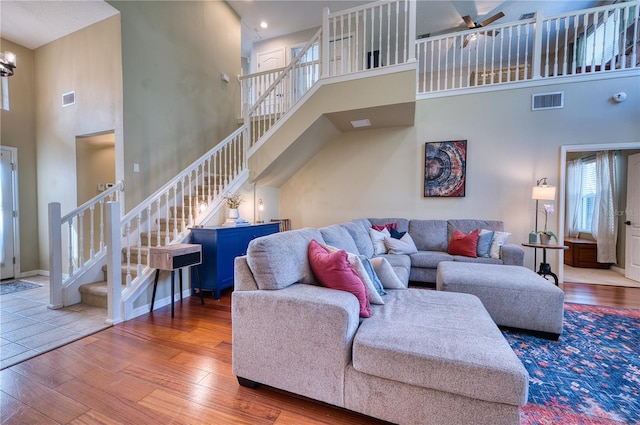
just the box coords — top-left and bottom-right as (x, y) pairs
(62, 91), (75, 107)
(532, 91), (564, 111)
(520, 12), (535, 20)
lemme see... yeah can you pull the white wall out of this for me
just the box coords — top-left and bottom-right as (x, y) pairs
(280, 75), (640, 272)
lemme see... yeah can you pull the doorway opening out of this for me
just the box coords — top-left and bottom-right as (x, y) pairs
(75, 132), (116, 262)
(559, 143), (640, 287)
(1, 146), (19, 280)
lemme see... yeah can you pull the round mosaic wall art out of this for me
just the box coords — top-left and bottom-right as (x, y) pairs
(424, 140), (467, 197)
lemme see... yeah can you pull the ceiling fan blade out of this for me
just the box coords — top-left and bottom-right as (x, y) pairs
(479, 11), (505, 27)
(463, 36), (470, 48)
(485, 30), (500, 37)
(462, 15), (475, 28)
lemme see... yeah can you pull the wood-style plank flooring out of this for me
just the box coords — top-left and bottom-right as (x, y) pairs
(1, 283), (639, 425)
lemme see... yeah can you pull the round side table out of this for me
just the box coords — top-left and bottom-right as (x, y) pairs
(521, 242), (568, 285)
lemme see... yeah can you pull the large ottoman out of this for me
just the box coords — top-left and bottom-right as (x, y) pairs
(436, 262), (564, 339)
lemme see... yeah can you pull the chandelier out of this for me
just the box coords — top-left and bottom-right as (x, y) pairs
(0, 51), (17, 77)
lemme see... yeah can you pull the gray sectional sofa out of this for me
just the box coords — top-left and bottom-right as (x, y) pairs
(232, 218), (530, 425)
(330, 218), (524, 284)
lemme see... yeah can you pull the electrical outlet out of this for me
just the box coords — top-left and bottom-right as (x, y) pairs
(134, 163), (140, 172)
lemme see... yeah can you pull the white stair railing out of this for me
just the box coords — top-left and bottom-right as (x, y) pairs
(246, 29), (323, 150)
(417, 1), (639, 94)
(118, 126), (247, 291)
(239, 66), (286, 119)
(48, 182), (123, 308)
(48, 127), (247, 312)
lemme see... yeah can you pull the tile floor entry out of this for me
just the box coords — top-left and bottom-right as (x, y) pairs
(0, 276), (110, 369)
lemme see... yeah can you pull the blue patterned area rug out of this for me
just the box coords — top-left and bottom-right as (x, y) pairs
(0, 280), (42, 295)
(502, 303), (640, 425)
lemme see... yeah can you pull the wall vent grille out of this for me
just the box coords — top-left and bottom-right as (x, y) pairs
(532, 91), (564, 111)
(62, 91), (75, 107)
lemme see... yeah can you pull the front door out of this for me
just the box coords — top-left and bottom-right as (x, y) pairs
(1, 146), (16, 280)
(625, 153), (640, 282)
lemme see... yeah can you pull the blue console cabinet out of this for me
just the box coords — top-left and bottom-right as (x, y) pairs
(190, 222), (279, 299)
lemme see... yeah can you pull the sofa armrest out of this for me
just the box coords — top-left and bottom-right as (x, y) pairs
(232, 284), (360, 407)
(501, 244), (524, 266)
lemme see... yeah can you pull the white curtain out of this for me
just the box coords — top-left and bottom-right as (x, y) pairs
(565, 159), (583, 238)
(591, 151), (618, 263)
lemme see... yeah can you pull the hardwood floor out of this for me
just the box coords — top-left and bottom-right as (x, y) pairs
(1, 283), (638, 425)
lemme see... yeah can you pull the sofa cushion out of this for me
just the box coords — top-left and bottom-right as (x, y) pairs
(476, 229), (495, 258)
(320, 224), (359, 254)
(361, 257), (386, 296)
(447, 229), (479, 258)
(375, 253), (411, 283)
(308, 240), (371, 318)
(372, 223), (398, 231)
(447, 219), (505, 241)
(409, 220), (449, 251)
(325, 244), (385, 305)
(410, 251), (454, 268)
(369, 218), (409, 233)
(369, 257), (406, 289)
(247, 228), (322, 290)
(353, 289), (529, 407)
(490, 231), (511, 259)
(452, 255), (502, 265)
(369, 227), (390, 255)
(389, 227), (406, 239)
(384, 233), (418, 255)
(342, 220), (374, 258)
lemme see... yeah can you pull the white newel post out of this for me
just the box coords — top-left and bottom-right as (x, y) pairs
(48, 202), (63, 309)
(106, 201), (123, 325)
(531, 10), (544, 80)
(322, 7), (330, 77)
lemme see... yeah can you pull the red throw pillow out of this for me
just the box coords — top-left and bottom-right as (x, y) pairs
(307, 240), (371, 318)
(372, 222), (398, 232)
(447, 229), (480, 258)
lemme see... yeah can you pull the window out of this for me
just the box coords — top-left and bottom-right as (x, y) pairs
(578, 159), (597, 232)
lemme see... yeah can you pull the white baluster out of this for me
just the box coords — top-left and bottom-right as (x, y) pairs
(125, 221), (132, 286)
(78, 211), (84, 268)
(99, 199), (105, 252)
(89, 205), (95, 258)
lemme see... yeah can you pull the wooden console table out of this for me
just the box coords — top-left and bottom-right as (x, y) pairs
(149, 243), (202, 318)
(522, 242), (568, 286)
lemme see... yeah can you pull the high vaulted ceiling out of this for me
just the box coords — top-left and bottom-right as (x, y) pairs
(1, 1), (605, 53)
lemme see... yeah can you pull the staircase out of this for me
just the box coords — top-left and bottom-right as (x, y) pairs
(77, 177), (223, 309)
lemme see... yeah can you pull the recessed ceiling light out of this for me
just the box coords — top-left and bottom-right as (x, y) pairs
(350, 119), (371, 128)
(260, 21), (268, 29)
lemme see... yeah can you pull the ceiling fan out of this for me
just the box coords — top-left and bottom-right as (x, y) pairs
(461, 11), (505, 48)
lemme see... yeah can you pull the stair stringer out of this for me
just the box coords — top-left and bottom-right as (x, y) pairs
(61, 253), (108, 306)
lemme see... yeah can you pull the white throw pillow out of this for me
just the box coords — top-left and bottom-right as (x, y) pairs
(489, 231), (511, 259)
(384, 233), (418, 255)
(326, 245), (385, 304)
(369, 227), (390, 255)
(368, 257), (406, 289)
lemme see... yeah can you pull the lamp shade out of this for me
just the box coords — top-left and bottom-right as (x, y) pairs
(531, 185), (556, 200)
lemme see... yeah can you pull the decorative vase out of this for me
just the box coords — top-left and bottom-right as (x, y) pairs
(528, 231), (538, 244)
(539, 233), (551, 245)
(228, 208), (239, 219)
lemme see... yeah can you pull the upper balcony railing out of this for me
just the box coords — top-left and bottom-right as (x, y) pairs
(417, 2), (639, 94)
(243, 0), (417, 150)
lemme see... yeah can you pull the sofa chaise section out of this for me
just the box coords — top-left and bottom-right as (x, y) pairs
(232, 226), (530, 425)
